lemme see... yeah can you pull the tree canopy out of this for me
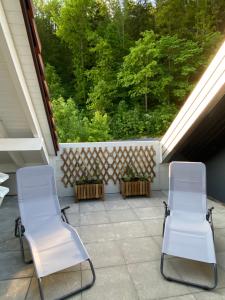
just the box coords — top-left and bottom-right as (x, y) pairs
(34, 0), (224, 142)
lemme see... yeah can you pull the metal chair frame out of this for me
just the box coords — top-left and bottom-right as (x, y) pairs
(16, 206), (96, 299)
(161, 202), (217, 290)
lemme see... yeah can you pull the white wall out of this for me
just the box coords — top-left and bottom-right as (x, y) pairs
(50, 140), (166, 197)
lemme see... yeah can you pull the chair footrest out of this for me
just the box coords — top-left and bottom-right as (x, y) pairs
(160, 253), (217, 290)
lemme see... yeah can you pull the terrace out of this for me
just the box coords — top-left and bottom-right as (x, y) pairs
(1, 192), (225, 300)
(1, 1), (225, 299)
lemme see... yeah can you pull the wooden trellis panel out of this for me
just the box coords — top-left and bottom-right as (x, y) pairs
(61, 146), (156, 187)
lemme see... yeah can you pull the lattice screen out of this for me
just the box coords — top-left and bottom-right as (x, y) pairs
(61, 146), (156, 187)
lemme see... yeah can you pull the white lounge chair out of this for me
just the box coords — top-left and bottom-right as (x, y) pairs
(0, 172), (9, 206)
(16, 165), (95, 299)
(161, 161), (217, 290)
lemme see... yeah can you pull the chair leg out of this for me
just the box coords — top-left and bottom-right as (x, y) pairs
(18, 223), (33, 265)
(162, 217), (166, 237)
(15, 217), (21, 237)
(37, 259), (96, 300)
(160, 253), (217, 290)
(38, 278), (45, 300)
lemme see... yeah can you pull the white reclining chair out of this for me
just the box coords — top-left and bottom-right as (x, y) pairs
(16, 165), (95, 300)
(161, 161), (217, 290)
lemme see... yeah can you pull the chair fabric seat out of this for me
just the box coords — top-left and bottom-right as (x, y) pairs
(0, 186), (9, 199)
(17, 165), (90, 278)
(162, 162), (216, 264)
(163, 215), (215, 263)
(25, 219), (89, 277)
(166, 212), (210, 234)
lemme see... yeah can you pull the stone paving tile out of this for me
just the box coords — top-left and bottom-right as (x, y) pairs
(0, 214), (17, 233)
(107, 208), (138, 223)
(66, 213), (80, 227)
(128, 260), (190, 299)
(83, 240), (125, 269)
(82, 265), (138, 300)
(26, 271), (81, 300)
(152, 235), (163, 249)
(80, 211), (110, 226)
(0, 278), (31, 300)
(104, 199), (130, 211)
(163, 295), (196, 300)
(169, 257), (225, 291)
(0, 237), (29, 252)
(79, 201), (105, 213)
(0, 230), (15, 243)
(135, 206), (164, 220)
(212, 213), (225, 229)
(192, 288), (225, 299)
(59, 196), (75, 206)
(147, 198), (165, 207)
(113, 221), (147, 240)
(216, 251), (225, 271)
(126, 198), (153, 209)
(215, 229), (225, 253)
(104, 193), (123, 201)
(1, 193), (225, 300)
(142, 218), (164, 236)
(77, 223), (115, 243)
(208, 199), (225, 211)
(65, 203), (79, 214)
(0, 251), (33, 280)
(0, 206), (19, 219)
(118, 236), (160, 264)
(151, 190), (166, 198)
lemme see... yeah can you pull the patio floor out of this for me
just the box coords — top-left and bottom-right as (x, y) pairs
(1, 191), (225, 299)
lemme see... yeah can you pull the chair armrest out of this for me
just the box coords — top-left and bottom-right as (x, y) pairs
(61, 206), (70, 213)
(163, 201), (170, 217)
(206, 206), (214, 221)
(61, 206), (70, 224)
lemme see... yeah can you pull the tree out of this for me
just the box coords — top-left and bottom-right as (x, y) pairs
(156, 35), (203, 103)
(52, 97), (111, 142)
(86, 36), (117, 113)
(52, 97), (83, 142)
(34, 0), (74, 98)
(118, 31), (159, 111)
(118, 31), (203, 110)
(45, 63), (65, 99)
(53, 0), (109, 107)
(34, 0), (225, 142)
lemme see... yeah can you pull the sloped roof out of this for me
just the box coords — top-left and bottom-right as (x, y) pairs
(161, 41), (225, 162)
(20, 0), (58, 153)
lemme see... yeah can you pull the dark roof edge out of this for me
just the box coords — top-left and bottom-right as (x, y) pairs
(20, 0), (59, 154)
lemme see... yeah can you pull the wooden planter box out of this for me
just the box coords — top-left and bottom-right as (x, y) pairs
(120, 179), (150, 199)
(75, 182), (104, 202)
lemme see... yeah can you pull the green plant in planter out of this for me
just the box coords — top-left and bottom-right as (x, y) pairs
(122, 166), (149, 182)
(75, 160), (102, 185)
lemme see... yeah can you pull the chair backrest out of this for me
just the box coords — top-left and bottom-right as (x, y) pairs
(168, 161), (207, 217)
(16, 165), (61, 231)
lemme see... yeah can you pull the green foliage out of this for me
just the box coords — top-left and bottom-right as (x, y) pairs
(118, 31), (203, 109)
(111, 101), (178, 139)
(51, 97), (82, 142)
(142, 104), (178, 137)
(34, 0), (224, 142)
(45, 64), (65, 99)
(86, 111), (111, 142)
(86, 36), (117, 112)
(52, 97), (111, 142)
(111, 101), (144, 139)
(122, 165), (149, 182)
